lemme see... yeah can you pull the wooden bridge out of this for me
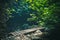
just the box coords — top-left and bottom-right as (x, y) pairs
(2, 27), (48, 40)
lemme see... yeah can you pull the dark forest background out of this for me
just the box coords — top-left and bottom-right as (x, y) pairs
(0, 0), (60, 40)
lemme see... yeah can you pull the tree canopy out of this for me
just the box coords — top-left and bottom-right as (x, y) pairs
(0, 0), (60, 39)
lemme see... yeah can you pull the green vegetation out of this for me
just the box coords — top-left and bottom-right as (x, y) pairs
(26, 0), (56, 28)
(0, 0), (60, 39)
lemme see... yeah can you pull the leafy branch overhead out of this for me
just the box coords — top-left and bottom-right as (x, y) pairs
(4, 0), (59, 28)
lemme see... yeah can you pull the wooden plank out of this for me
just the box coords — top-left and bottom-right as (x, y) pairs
(9, 27), (45, 36)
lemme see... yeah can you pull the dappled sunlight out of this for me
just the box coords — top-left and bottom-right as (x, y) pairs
(0, 0), (59, 40)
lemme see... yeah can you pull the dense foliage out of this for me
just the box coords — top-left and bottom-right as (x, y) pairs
(0, 0), (60, 40)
